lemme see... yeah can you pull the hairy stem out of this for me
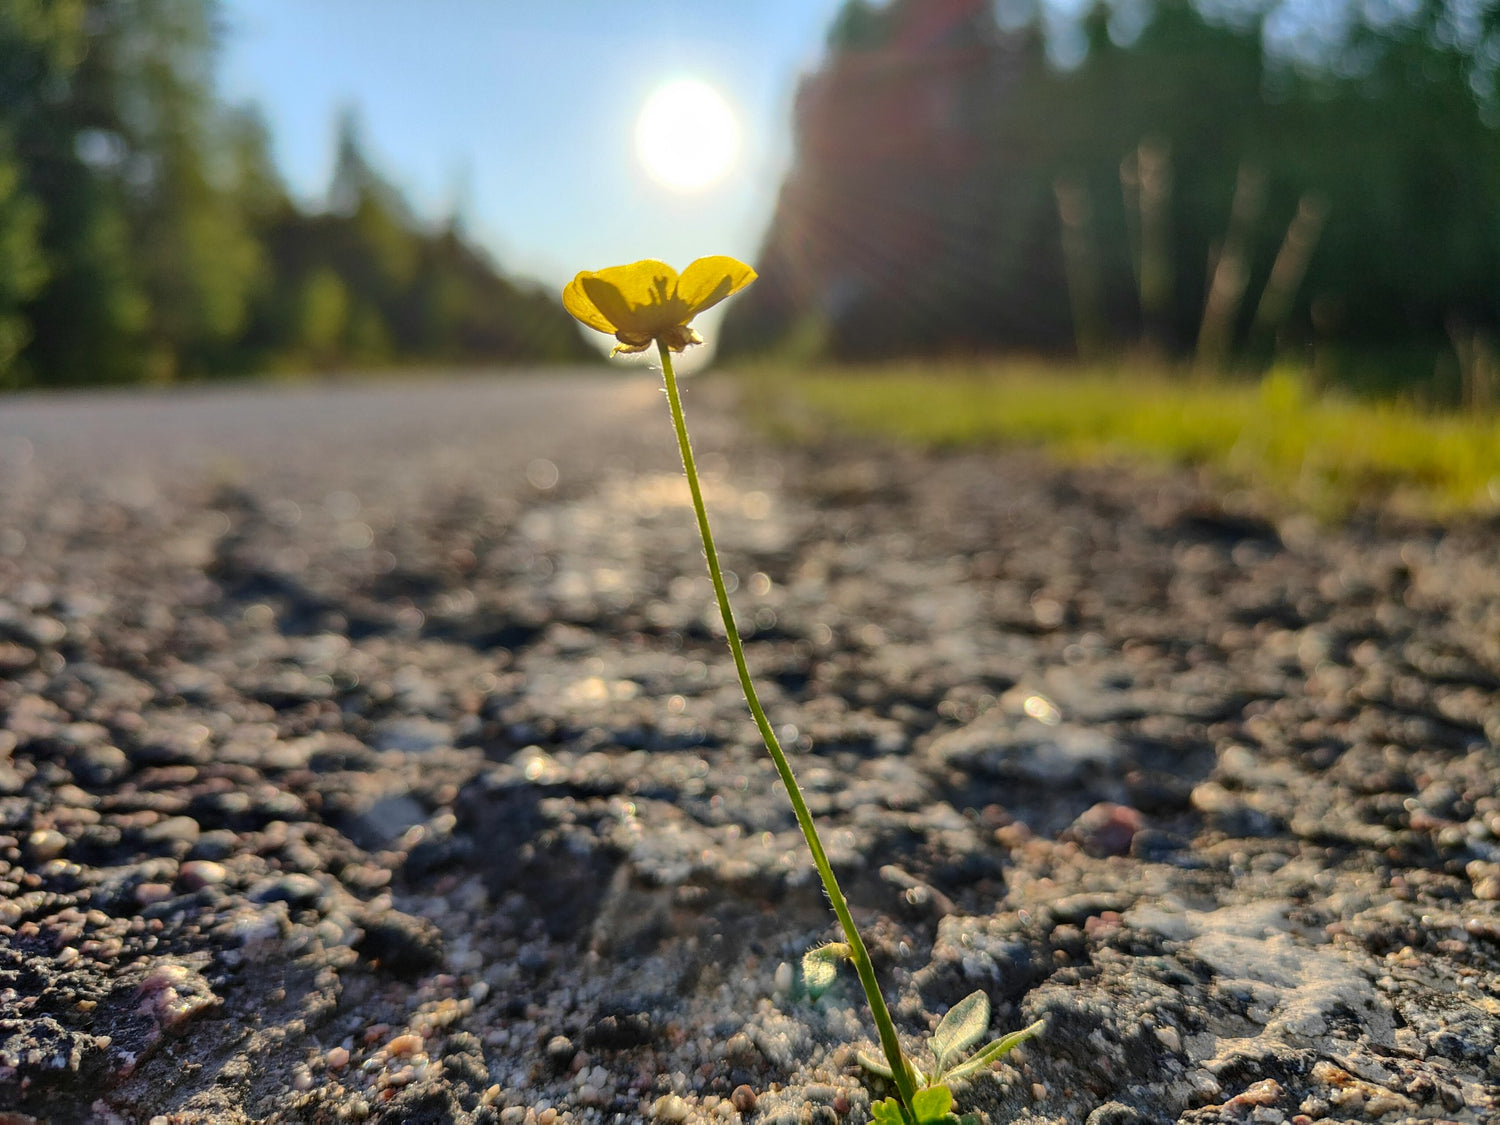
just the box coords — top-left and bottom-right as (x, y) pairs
(656, 341), (918, 1118)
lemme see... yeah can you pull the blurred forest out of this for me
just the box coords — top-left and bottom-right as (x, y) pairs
(721, 0), (1500, 404)
(0, 0), (592, 389)
(7, 0), (1498, 397)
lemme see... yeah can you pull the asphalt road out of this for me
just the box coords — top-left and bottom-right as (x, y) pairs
(0, 368), (675, 489)
(1, 370), (1497, 1124)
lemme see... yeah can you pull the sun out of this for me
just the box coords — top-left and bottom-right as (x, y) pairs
(635, 78), (740, 193)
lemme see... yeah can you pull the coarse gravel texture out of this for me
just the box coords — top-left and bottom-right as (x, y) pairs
(0, 370), (1497, 1125)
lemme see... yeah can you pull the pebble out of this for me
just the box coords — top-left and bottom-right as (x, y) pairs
(178, 860), (227, 890)
(1066, 801), (1144, 856)
(187, 830), (239, 860)
(142, 815), (201, 845)
(773, 961), (794, 994)
(28, 829), (66, 861)
(653, 1094), (691, 1121)
(73, 744), (130, 785)
(354, 910), (445, 979)
(386, 1033), (422, 1058)
(583, 1011), (654, 1050)
(249, 873), (324, 910)
(134, 882), (175, 906)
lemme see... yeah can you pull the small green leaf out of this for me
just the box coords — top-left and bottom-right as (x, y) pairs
(869, 1097), (908, 1124)
(907, 1059), (928, 1091)
(801, 942), (851, 1000)
(911, 1085), (954, 1119)
(940, 1019), (1046, 1085)
(930, 991), (990, 1070)
(857, 1051), (927, 1088)
(856, 1050), (895, 1080)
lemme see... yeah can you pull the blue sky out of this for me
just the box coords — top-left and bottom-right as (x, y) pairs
(217, 1), (848, 336)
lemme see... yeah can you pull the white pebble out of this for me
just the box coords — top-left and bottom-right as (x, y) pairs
(773, 961), (794, 994)
(653, 1093), (691, 1121)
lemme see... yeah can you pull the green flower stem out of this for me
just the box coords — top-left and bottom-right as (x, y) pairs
(656, 341), (919, 1119)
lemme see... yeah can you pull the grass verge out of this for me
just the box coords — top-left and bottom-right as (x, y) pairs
(735, 360), (1500, 519)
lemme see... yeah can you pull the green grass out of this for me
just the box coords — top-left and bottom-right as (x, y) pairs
(737, 359), (1500, 518)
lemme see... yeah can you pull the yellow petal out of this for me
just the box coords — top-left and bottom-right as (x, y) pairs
(676, 256), (757, 317)
(563, 273), (618, 334)
(591, 259), (678, 305)
(583, 260), (688, 337)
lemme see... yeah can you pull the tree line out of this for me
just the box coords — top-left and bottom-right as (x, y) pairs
(721, 0), (1500, 404)
(0, 0), (592, 390)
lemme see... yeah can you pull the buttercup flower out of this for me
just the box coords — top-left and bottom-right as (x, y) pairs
(560, 249), (1035, 1124)
(563, 256), (756, 354)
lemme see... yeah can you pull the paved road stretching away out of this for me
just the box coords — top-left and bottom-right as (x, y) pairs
(0, 371), (1496, 1124)
(0, 368), (676, 487)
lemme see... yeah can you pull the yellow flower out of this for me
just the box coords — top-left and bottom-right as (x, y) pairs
(563, 256), (756, 355)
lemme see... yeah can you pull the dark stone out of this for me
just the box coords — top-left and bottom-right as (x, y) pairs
(1085, 1103), (1149, 1125)
(455, 777), (623, 942)
(355, 909), (445, 979)
(402, 832), (476, 879)
(249, 873), (325, 911)
(582, 1011), (655, 1051)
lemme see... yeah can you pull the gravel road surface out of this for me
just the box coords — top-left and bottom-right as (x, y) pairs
(0, 371), (1497, 1125)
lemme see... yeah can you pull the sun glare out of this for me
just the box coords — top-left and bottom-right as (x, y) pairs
(635, 78), (740, 193)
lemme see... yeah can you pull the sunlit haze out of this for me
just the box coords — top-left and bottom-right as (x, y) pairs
(216, 2), (846, 346)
